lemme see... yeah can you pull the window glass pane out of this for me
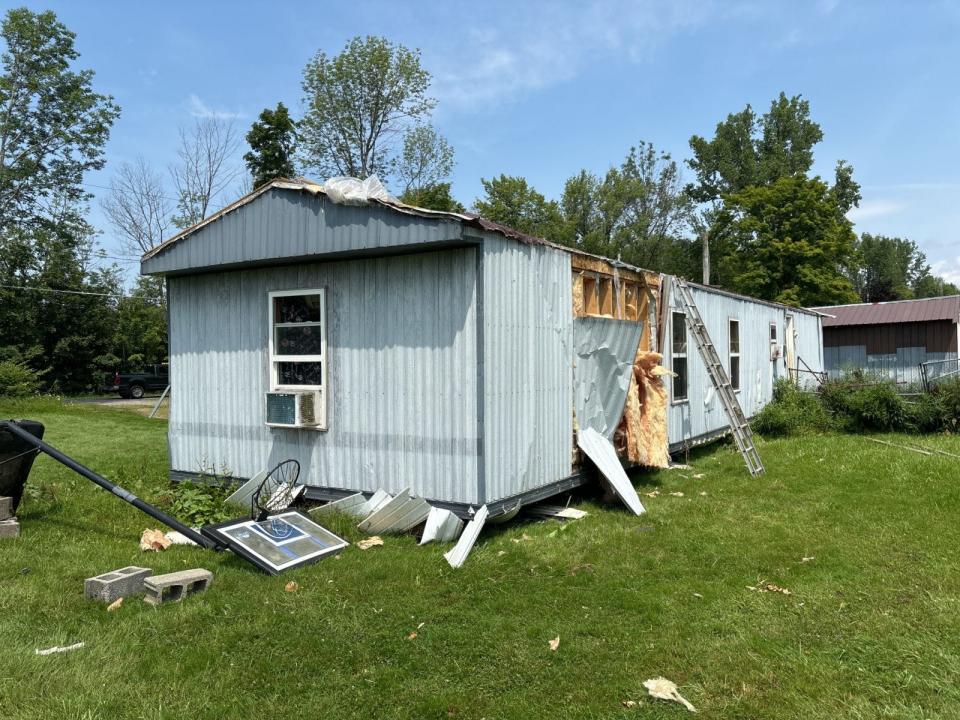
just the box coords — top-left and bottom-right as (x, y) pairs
(729, 320), (740, 354)
(275, 325), (323, 356)
(277, 361), (323, 386)
(770, 323), (777, 340)
(672, 312), (686, 354)
(730, 356), (740, 390)
(674, 358), (688, 399)
(274, 294), (322, 323)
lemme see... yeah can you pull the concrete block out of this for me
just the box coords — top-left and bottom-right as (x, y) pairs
(0, 496), (11, 521)
(144, 568), (213, 606)
(0, 517), (19, 539)
(84, 566), (153, 603)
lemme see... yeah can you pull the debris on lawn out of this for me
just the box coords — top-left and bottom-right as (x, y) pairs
(524, 503), (588, 521)
(621, 699), (638, 708)
(164, 530), (199, 546)
(106, 597), (123, 612)
(549, 635), (560, 651)
(699, 491), (707, 496)
(284, 581), (299, 593)
(578, 428), (645, 515)
(419, 506), (464, 545)
(669, 491), (685, 497)
(143, 568), (213, 605)
(692, 473), (705, 479)
(85, 566), (152, 603)
(644, 490), (660, 498)
(692, 592), (703, 598)
(801, 556), (815, 563)
(643, 676), (697, 713)
(444, 505), (489, 569)
(747, 581), (793, 595)
(309, 492), (367, 518)
(407, 631), (418, 640)
(511, 533), (532, 543)
(36, 642), (85, 656)
(356, 536), (384, 550)
(139, 528), (172, 552)
(358, 487), (431, 535)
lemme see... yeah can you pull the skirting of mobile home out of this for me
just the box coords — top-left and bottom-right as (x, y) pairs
(141, 179), (825, 516)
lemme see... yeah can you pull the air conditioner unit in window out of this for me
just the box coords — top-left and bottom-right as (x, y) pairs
(265, 391), (322, 429)
(770, 343), (782, 360)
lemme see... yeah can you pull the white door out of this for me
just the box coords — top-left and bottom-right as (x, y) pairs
(785, 314), (797, 381)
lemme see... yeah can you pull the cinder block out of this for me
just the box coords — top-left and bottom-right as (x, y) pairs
(0, 518), (19, 539)
(0, 496), (11, 521)
(143, 568), (213, 606)
(84, 566), (153, 603)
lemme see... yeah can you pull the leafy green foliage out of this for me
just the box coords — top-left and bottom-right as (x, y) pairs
(849, 233), (934, 302)
(244, 102), (298, 189)
(399, 182), (464, 212)
(300, 36), (436, 180)
(712, 176), (859, 306)
(753, 379), (834, 437)
(0, 347), (45, 396)
(395, 123), (454, 196)
(163, 480), (232, 527)
(472, 174), (565, 238)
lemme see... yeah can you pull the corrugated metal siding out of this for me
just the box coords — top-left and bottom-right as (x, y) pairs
(823, 345), (957, 384)
(823, 321), (957, 354)
(665, 281), (825, 447)
(168, 247), (480, 504)
(482, 236), (573, 504)
(143, 188), (464, 275)
(814, 295), (960, 326)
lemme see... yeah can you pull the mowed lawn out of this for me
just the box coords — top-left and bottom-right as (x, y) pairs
(1, 398), (960, 719)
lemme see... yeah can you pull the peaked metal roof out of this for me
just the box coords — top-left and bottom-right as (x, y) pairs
(810, 296), (960, 327)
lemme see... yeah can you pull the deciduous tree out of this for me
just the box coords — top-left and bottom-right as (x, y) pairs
(244, 102), (297, 189)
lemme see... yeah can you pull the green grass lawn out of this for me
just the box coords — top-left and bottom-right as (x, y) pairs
(2, 397), (960, 719)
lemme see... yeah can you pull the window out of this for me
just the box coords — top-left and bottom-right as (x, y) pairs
(769, 322), (777, 342)
(729, 318), (740, 391)
(269, 288), (327, 393)
(672, 311), (688, 401)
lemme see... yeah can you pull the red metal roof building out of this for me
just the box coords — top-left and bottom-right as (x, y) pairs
(809, 296), (959, 384)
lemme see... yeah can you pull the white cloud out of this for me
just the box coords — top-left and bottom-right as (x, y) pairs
(846, 199), (904, 222)
(931, 257), (960, 286)
(187, 94), (245, 120)
(428, 1), (713, 110)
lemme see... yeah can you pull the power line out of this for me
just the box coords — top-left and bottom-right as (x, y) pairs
(0, 283), (130, 299)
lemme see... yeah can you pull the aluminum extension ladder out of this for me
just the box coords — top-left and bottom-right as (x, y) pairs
(673, 277), (765, 476)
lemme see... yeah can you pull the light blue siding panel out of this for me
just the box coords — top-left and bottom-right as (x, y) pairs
(143, 189), (464, 275)
(665, 280), (825, 447)
(482, 237), (573, 504)
(168, 248), (480, 504)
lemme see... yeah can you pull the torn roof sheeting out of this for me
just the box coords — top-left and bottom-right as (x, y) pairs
(574, 317), (644, 439)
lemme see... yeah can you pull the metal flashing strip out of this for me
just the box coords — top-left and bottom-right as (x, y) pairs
(308, 493), (367, 518)
(577, 428), (645, 516)
(444, 505), (489, 568)
(223, 470), (268, 510)
(357, 487), (431, 534)
(419, 507), (465, 545)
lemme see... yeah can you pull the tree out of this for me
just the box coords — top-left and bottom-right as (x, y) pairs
(399, 182), (464, 212)
(101, 157), (171, 256)
(555, 143), (694, 271)
(112, 275), (167, 368)
(849, 233), (930, 302)
(914, 275), (960, 298)
(300, 36), (436, 180)
(0, 8), (119, 229)
(473, 175), (564, 238)
(395, 123), (454, 196)
(687, 93), (823, 203)
(170, 117), (241, 229)
(244, 102), (297, 189)
(712, 176), (859, 307)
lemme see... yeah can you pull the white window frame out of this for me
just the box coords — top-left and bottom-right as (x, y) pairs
(729, 317), (741, 392)
(268, 289), (328, 426)
(671, 311), (688, 403)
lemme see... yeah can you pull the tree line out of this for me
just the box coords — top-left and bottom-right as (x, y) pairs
(0, 10), (955, 394)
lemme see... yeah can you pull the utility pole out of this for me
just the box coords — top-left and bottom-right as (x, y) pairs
(701, 228), (710, 285)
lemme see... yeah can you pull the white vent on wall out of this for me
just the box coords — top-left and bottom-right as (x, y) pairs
(265, 391), (323, 429)
(770, 343), (782, 360)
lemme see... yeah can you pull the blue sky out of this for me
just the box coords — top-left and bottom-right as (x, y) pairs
(17, 0), (960, 283)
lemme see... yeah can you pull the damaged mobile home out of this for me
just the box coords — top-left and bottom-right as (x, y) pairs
(140, 178), (825, 519)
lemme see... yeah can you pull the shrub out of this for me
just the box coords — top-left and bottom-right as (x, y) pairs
(164, 481), (232, 526)
(0, 355), (45, 396)
(753, 378), (834, 437)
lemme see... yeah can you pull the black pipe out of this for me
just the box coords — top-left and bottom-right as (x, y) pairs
(0, 420), (218, 550)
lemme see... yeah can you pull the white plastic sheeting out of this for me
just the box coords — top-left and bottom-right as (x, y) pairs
(323, 175), (394, 206)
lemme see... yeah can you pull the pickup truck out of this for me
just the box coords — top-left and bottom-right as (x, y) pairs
(107, 365), (169, 399)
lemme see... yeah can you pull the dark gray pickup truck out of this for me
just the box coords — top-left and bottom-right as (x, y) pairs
(107, 365), (169, 399)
